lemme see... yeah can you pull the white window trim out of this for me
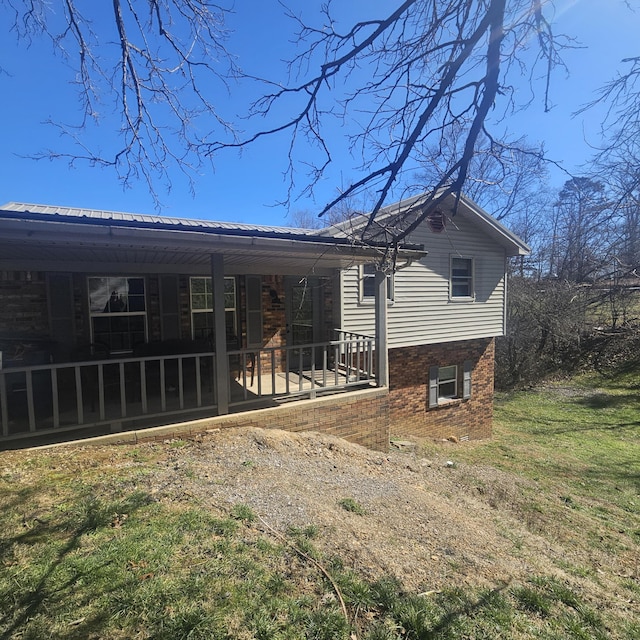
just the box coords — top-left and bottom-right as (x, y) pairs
(88, 276), (147, 354)
(437, 365), (458, 399)
(189, 276), (237, 341)
(449, 255), (475, 301)
(358, 264), (394, 304)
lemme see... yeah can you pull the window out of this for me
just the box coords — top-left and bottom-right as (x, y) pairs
(245, 276), (263, 347)
(88, 276), (146, 353)
(359, 264), (394, 302)
(450, 256), (474, 299)
(437, 365), (457, 399)
(428, 361), (472, 407)
(190, 276), (237, 343)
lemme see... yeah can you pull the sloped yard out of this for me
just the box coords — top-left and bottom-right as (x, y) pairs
(0, 374), (638, 639)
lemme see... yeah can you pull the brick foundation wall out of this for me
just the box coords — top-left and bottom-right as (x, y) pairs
(388, 338), (495, 441)
(111, 387), (390, 452)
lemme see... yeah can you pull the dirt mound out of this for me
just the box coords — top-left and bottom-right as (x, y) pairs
(144, 427), (570, 591)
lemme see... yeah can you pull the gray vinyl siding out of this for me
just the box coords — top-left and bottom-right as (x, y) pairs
(341, 211), (507, 348)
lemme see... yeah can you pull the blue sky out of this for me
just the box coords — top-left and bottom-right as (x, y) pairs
(0, 0), (637, 226)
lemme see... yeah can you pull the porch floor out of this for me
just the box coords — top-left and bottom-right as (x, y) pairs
(231, 367), (368, 401)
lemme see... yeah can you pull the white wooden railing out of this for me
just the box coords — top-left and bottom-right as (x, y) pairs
(0, 333), (375, 442)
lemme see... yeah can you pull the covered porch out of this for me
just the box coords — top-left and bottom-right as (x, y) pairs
(0, 203), (424, 446)
(0, 330), (375, 441)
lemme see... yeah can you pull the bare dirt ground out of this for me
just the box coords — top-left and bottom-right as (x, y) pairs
(131, 428), (634, 602)
(4, 426), (637, 617)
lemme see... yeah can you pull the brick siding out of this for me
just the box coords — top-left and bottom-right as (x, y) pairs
(108, 387), (390, 452)
(0, 271), (49, 338)
(388, 338), (495, 441)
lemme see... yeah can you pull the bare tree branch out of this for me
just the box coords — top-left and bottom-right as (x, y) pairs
(206, 0), (568, 250)
(5, 0), (573, 227)
(6, 0), (238, 205)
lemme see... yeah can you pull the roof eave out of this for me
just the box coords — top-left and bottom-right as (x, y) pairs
(0, 208), (427, 268)
(322, 191), (531, 257)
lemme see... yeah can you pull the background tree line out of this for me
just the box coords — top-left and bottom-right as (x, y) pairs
(492, 165), (640, 388)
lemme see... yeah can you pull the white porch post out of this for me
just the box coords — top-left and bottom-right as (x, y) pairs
(211, 253), (230, 414)
(374, 269), (389, 387)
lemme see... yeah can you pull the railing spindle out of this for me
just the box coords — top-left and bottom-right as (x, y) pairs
(195, 356), (202, 407)
(75, 366), (84, 425)
(51, 368), (60, 428)
(119, 362), (127, 417)
(98, 364), (105, 420)
(160, 359), (166, 412)
(140, 361), (148, 413)
(0, 373), (8, 437)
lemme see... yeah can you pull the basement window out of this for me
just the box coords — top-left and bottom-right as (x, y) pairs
(428, 361), (472, 407)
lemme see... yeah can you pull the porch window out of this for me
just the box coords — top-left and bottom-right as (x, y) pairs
(245, 275), (263, 348)
(450, 256), (474, 299)
(88, 276), (147, 353)
(359, 264), (394, 302)
(190, 276), (237, 343)
(428, 361), (472, 407)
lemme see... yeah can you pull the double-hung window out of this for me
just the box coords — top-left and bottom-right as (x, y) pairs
(359, 264), (394, 302)
(436, 365), (457, 399)
(428, 361), (472, 407)
(450, 256), (474, 299)
(88, 276), (147, 353)
(190, 276), (237, 343)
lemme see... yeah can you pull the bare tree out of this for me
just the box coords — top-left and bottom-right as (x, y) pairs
(5, 1), (570, 230)
(496, 277), (589, 387)
(545, 177), (612, 282)
(591, 138), (640, 277)
(582, 44), (640, 189)
(414, 127), (553, 275)
(415, 128), (551, 220)
(209, 0), (568, 251)
(5, 0), (237, 204)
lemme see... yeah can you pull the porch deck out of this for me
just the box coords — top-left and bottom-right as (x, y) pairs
(0, 334), (375, 446)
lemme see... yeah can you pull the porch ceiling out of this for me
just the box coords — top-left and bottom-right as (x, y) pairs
(0, 209), (426, 276)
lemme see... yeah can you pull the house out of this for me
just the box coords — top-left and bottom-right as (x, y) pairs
(0, 195), (528, 450)
(330, 193), (529, 441)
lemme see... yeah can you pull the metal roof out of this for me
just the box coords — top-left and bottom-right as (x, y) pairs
(0, 202), (426, 275)
(0, 202), (319, 237)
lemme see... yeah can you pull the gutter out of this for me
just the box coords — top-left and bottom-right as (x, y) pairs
(0, 208), (427, 260)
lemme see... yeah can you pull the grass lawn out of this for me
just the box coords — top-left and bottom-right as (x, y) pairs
(1, 372), (638, 639)
(451, 373), (639, 535)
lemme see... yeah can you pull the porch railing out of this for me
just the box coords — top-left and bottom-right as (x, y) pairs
(0, 332), (375, 442)
(228, 330), (374, 404)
